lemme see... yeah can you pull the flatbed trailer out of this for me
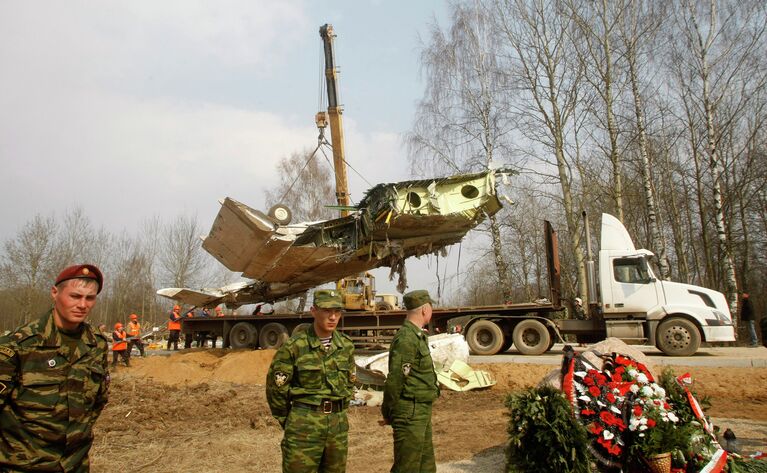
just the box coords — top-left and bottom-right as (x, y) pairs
(180, 301), (564, 354)
(180, 215), (735, 357)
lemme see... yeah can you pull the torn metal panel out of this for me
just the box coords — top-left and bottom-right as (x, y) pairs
(436, 360), (497, 391)
(159, 168), (514, 307)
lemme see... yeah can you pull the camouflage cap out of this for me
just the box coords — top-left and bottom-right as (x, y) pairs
(403, 290), (436, 310)
(313, 289), (344, 309)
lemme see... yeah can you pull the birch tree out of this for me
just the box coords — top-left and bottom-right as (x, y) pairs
(617, 0), (671, 278)
(494, 0), (589, 300)
(568, 0), (626, 223)
(159, 214), (207, 288)
(264, 149), (336, 222)
(407, 1), (515, 301)
(672, 0), (767, 315)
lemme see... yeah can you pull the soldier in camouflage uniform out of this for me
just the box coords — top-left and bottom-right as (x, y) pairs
(381, 290), (440, 473)
(0, 264), (109, 472)
(266, 289), (356, 473)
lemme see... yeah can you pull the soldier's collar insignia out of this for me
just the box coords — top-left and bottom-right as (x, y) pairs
(0, 346), (14, 358)
(402, 362), (412, 376)
(82, 268), (90, 275)
(275, 371), (288, 387)
(48, 359), (57, 368)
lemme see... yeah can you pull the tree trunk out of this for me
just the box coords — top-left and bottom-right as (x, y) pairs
(626, 41), (669, 279)
(489, 214), (513, 301)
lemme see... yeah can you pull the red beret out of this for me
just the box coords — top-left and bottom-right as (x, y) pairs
(55, 264), (103, 294)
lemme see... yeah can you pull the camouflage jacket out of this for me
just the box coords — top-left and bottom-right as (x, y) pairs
(0, 311), (109, 472)
(266, 327), (355, 427)
(381, 321), (439, 422)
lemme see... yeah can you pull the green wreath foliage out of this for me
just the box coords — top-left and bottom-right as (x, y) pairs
(505, 385), (593, 473)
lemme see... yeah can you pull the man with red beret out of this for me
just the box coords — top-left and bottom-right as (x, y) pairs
(0, 264), (109, 472)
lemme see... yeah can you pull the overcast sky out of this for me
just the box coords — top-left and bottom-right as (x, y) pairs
(0, 1), (488, 300)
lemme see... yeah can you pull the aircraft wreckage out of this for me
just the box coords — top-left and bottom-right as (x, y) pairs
(158, 168), (513, 307)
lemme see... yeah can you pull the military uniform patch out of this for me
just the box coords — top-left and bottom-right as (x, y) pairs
(402, 363), (412, 376)
(0, 381), (6, 395)
(0, 346), (14, 358)
(275, 372), (288, 387)
(0, 347), (16, 358)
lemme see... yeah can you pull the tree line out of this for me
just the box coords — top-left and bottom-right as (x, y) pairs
(2, 0), (765, 342)
(0, 209), (234, 332)
(407, 0), (766, 339)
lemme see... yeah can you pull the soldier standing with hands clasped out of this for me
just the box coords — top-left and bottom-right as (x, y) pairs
(0, 264), (109, 472)
(266, 289), (356, 473)
(381, 290), (440, 473)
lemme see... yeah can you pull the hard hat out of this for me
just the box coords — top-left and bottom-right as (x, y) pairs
(129, 314), (138, 320)
(575, 297), (582, 305)
(114, 322), (123, 329)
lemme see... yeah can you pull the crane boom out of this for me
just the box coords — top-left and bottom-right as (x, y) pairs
(319, 23), (350, 217)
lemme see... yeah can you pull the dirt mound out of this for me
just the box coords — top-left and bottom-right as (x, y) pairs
(123, 349), (276, 386)
(90, 353), (767, 473)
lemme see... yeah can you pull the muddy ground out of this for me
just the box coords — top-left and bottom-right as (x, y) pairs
(90, 349), (767, 472)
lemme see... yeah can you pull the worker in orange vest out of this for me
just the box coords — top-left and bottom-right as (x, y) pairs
(126, 314), (145, 358)
(167, 305), (182, 351)
(112, 323), (130, 368)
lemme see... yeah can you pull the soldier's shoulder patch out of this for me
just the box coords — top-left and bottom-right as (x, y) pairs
(402, 362), (412, 376)
(0, 346), (15, 359)
(274, 371), (289, 387)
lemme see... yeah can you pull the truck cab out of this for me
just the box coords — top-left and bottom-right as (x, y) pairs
(597, 213), (735, 355)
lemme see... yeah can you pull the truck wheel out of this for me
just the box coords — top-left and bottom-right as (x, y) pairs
(465, 320), (504, 355)
(229, 322), (258, 349)
(260, 322), (289, 349)
(512, 320), (551, 355)
(656, 317), (701, 356)
(375, 301), (393, 311)
(292, 323), (311, 336)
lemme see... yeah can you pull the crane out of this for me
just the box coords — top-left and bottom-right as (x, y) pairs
(317, 24), (351, 217)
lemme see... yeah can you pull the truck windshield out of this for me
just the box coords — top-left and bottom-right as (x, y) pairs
(613, 257), (652, 284)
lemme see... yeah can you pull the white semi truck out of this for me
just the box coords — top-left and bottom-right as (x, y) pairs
(180, 213), (735, 357)
(563, 212), (736, 356)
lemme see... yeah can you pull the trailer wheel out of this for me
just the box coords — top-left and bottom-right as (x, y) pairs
(229, 322), (257, 349)
(656, 317), (701, 356)
(465, 320), (504, 355)
(292, 323), (312, 336)
(512, 320), (551, 355)
(260, 322), (289, 349)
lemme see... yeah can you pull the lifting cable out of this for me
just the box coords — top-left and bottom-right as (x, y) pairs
(278, 36), (374, 208)
(275, 134), (325, 206)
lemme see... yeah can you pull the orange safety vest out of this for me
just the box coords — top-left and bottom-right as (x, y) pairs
(127, 321), (141, 337)
(112, 330), (128, 351)
(168, 314), (182, 331)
